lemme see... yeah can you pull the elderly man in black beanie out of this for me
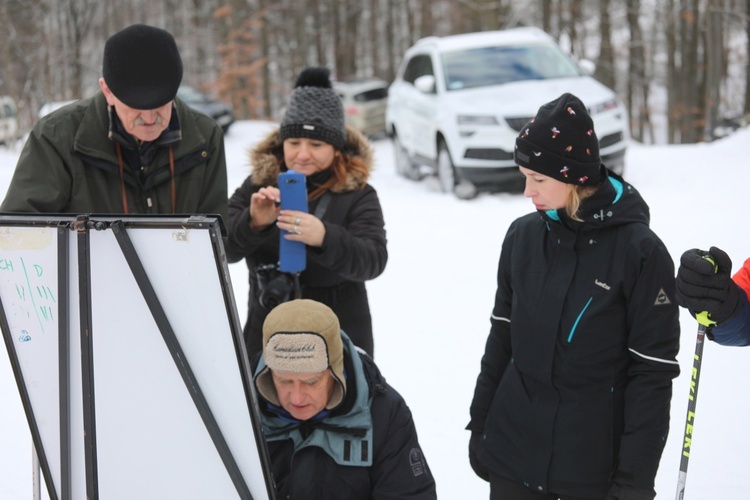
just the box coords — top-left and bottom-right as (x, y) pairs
(468, 93), (680, 500)
(1, 24), (228, 218)
(253, 299), (436, 499)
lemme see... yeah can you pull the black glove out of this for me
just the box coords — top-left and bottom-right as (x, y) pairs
(468, 431), (489, 482)
(675, 246), (741, 324)
(605, 483), (655, 500)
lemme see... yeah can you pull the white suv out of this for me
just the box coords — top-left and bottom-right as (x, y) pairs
(386, 27), (629, 198)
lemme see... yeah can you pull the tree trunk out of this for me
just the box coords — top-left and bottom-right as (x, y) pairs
(595, 0), (616, 90)
(703, 0), (723, 140)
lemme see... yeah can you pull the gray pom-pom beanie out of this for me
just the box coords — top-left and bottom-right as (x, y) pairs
(279, 67), (346, 151)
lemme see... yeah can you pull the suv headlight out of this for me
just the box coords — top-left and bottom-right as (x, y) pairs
(589, 99), (621, 115)
(457, 115), (499, 125)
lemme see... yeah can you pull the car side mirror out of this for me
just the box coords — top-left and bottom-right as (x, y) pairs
(414, 75), (436, 94)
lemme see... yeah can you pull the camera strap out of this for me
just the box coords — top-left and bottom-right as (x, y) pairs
(313, 192), (332, 219)
(292, 272), (302, 299)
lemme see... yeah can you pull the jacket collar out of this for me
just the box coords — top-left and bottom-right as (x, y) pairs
(73, 92), (208, 163)
(107, 102), (182, 151)
(256, 332), (375, 467)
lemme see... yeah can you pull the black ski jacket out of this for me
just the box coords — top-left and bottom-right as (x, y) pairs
(253, 336), (437, 500)
(469, 171), (680, 498)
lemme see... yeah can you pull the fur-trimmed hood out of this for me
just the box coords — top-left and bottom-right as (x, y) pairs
(248, 125), (374, 191)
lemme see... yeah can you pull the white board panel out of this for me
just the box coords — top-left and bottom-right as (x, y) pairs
(0, 226), (62, 497)
(0, 216), (273, 500)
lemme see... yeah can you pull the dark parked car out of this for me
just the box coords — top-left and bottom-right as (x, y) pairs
(333, 77), (389, 136)
(177, 86), (235, 134)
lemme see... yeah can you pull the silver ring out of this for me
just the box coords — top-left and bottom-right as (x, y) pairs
(294, 217), (301, 225)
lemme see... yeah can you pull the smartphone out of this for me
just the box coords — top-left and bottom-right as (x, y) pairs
(277, 170), (308, 273)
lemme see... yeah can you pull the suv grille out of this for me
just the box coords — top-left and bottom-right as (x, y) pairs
(464, 149), (515, 160)
(599, 131), (624, 148)
(505, 117), (533, 132)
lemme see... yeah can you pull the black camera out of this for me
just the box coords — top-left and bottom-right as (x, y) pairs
(255, 263), (294, 309)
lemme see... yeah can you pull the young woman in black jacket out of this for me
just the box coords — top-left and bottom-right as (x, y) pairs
(468, 94), (680, 500)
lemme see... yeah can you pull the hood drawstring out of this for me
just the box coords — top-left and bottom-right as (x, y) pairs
(116, 143), (176, 214)
(168, 146), (176, 213)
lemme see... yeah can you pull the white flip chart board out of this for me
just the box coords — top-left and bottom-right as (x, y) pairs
(0, 215), (275, 500)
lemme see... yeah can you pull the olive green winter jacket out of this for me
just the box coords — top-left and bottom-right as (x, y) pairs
(1, 92), (227, 218)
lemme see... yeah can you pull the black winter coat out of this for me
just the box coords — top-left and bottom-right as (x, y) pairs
(225, 127), (387, 358)
(253, 339), (437, 500)
(469, 171), (680, 498)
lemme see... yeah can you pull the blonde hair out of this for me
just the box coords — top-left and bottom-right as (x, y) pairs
(565, 185), (598, 221)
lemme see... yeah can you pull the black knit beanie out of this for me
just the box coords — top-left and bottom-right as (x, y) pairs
(514, 93), (602, 186)
(102, 24), (183, 110)
(279, 67), (346, 151)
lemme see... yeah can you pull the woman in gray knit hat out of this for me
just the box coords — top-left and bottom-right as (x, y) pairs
(225, 67), (388, 360)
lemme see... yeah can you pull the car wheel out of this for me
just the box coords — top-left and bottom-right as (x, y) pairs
(437, 141), (457, 194)
(454, 179), (478, 200)
(393, 133), (421, 180)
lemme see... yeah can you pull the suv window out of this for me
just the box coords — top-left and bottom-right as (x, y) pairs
(402, 54), (434, 85)
(441, 44), (582, 91)
(354, 87), (388, 102)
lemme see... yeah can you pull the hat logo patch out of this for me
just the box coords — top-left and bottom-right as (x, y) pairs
(303, 124), (316, 130)
(273, 342), (316, 355)
(516, 150), (530, 163)
(533, 151), (542, 156)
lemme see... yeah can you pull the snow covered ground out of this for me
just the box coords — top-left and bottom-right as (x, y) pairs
(1, 119), (748, 499)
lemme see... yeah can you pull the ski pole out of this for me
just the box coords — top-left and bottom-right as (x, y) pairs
(675, 256), (716, 500)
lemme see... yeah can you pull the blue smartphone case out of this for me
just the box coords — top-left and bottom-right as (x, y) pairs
(278, 170), (308, 273)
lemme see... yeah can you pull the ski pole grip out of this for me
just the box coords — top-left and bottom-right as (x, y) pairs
(695, 254), (717, 327)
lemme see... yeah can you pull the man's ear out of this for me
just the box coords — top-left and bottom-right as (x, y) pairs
(99, 77), (116, 106)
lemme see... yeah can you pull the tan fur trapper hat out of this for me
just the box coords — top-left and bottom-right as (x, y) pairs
(255, 299), (346, 410)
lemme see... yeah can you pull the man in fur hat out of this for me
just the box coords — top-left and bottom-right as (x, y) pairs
(253, 299), (436, 499)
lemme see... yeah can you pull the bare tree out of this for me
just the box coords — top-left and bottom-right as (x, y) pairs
(703, 0), (724, 139)
(595, 0), (616, 90)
